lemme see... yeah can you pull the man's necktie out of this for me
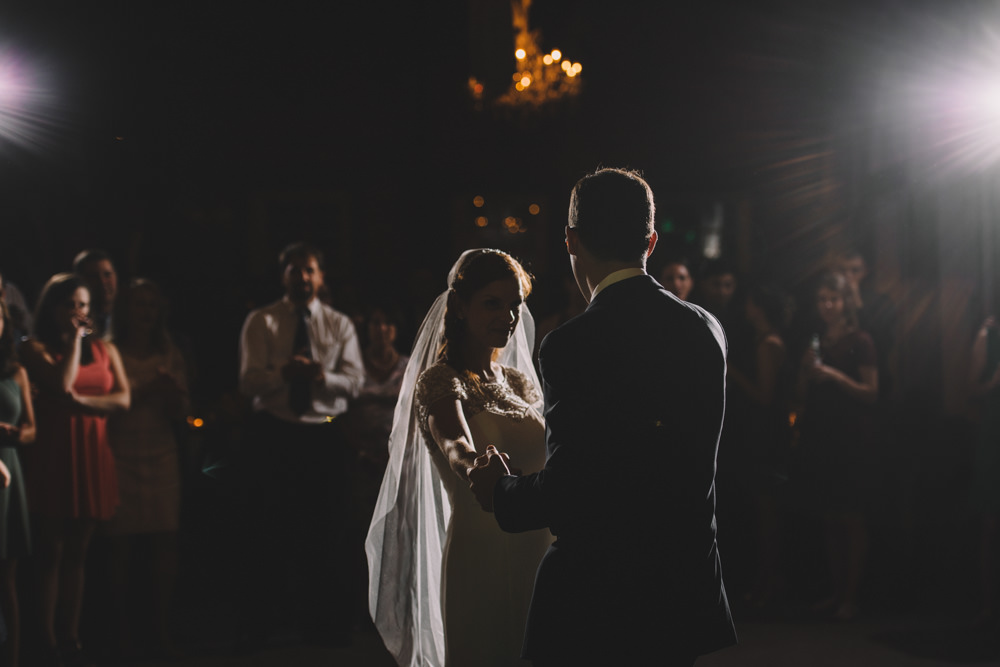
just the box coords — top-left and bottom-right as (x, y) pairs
(289, 307), (312, 415)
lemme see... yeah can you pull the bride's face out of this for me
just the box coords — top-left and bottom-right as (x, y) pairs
(461, 278), (524, 350)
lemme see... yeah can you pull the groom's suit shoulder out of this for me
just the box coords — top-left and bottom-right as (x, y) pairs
(540, 275), (727, 360)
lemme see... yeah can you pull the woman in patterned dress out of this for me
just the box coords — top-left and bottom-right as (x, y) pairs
(107, 278), (188, 658)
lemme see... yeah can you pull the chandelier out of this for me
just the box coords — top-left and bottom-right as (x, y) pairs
(469, 0), (582, 109)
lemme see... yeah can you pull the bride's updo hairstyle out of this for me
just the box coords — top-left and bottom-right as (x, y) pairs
(440, 249), (532, 372)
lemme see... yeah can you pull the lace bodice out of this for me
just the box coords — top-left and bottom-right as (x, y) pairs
(415, 363), (541, 442)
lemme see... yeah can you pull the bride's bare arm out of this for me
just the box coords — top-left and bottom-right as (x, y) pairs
(427, 397), (480, 481)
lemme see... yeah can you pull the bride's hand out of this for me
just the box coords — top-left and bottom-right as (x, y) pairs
(470, 446), (510, 471)
(467, 446), (511, 512)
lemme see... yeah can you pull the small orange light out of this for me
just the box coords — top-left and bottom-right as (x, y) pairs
(192, 418), (204, 428)
(473, 195), (485, 207)
(515, 49), (526, 60)
(788, 412), (797, 427)
(475, 216), (488, 227)
(551, 50), (562, 61)
(528, 204), (540, 215)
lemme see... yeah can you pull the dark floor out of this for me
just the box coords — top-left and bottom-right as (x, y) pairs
(133, 611), (998, 667)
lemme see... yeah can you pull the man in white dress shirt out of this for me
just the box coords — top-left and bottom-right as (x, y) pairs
(238, 242), (364, 648)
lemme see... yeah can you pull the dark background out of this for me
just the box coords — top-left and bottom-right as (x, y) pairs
(2, 0), (997, 462)
(2, 0), (1000, 656)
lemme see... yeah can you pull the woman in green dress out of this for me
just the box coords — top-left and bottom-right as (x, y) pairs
(0, 299), (37, 667)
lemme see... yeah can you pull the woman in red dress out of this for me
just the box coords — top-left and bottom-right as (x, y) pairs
(21, 273), (130, 666)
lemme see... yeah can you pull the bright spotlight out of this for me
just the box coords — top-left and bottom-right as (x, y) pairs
(879, 21), (1000, 175)
(0, 49), (57, 151)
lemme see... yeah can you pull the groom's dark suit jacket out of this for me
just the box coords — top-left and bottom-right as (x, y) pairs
(494, 274), (737, 662)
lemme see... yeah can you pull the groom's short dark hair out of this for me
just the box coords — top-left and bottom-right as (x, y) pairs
(568, 167), (655, 262)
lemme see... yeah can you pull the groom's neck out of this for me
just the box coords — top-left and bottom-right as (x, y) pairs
(581, 260), (646, 300)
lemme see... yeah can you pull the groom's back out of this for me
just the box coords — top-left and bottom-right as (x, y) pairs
(542, 274), (725, 536)
(536, 273), (734, 658)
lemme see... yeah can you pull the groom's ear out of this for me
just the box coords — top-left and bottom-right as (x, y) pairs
(646, 230), (658, 259)
(565, 226), (581, 256)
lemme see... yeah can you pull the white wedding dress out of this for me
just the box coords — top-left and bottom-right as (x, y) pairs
(366, 249), (548, 667)
(415, 363), (552, 667)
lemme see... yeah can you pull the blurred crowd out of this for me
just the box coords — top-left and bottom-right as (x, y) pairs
(0, 239), (995, 666)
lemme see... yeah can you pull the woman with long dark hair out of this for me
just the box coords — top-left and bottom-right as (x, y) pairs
(0, 299), (37, 667)
(20, 273), (130, 666)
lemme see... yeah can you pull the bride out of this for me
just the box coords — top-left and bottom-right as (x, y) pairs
(366, 249), (552, 667)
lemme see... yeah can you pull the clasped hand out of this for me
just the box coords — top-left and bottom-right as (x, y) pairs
(282, 355), (322, 383)
(467, 445), (511, 513)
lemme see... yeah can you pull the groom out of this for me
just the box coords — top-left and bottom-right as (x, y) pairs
(470, 168), (737, 666)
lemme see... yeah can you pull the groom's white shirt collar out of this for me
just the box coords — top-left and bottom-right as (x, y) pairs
(591, 268), (646, 300)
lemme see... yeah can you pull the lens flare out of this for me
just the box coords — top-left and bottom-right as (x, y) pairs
(0, 49), (59, 151)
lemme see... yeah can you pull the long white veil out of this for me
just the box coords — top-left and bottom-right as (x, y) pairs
(365, 249), (539, 667)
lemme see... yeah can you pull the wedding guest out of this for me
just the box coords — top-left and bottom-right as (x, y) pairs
(724, 282), (793, 607)
(695, 259), (738, 321)
(72, 249), (118, 339)
(968, 315), (1000, 625)
(20, 273), (130, 665)
(342, 303), (409, 625)
(351, 303), (408, 466)
(0, 272), (32, 344)
(792, 271), (877, 621)
(696, 259), (753, 368)
(107, 279), (188, 659)
(0, 300), (36, 667)
(534, 269), (587, 364)
(659, 257), (695, 302)
(835, 248), (896, 402)
(237, 242), (364, 648)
